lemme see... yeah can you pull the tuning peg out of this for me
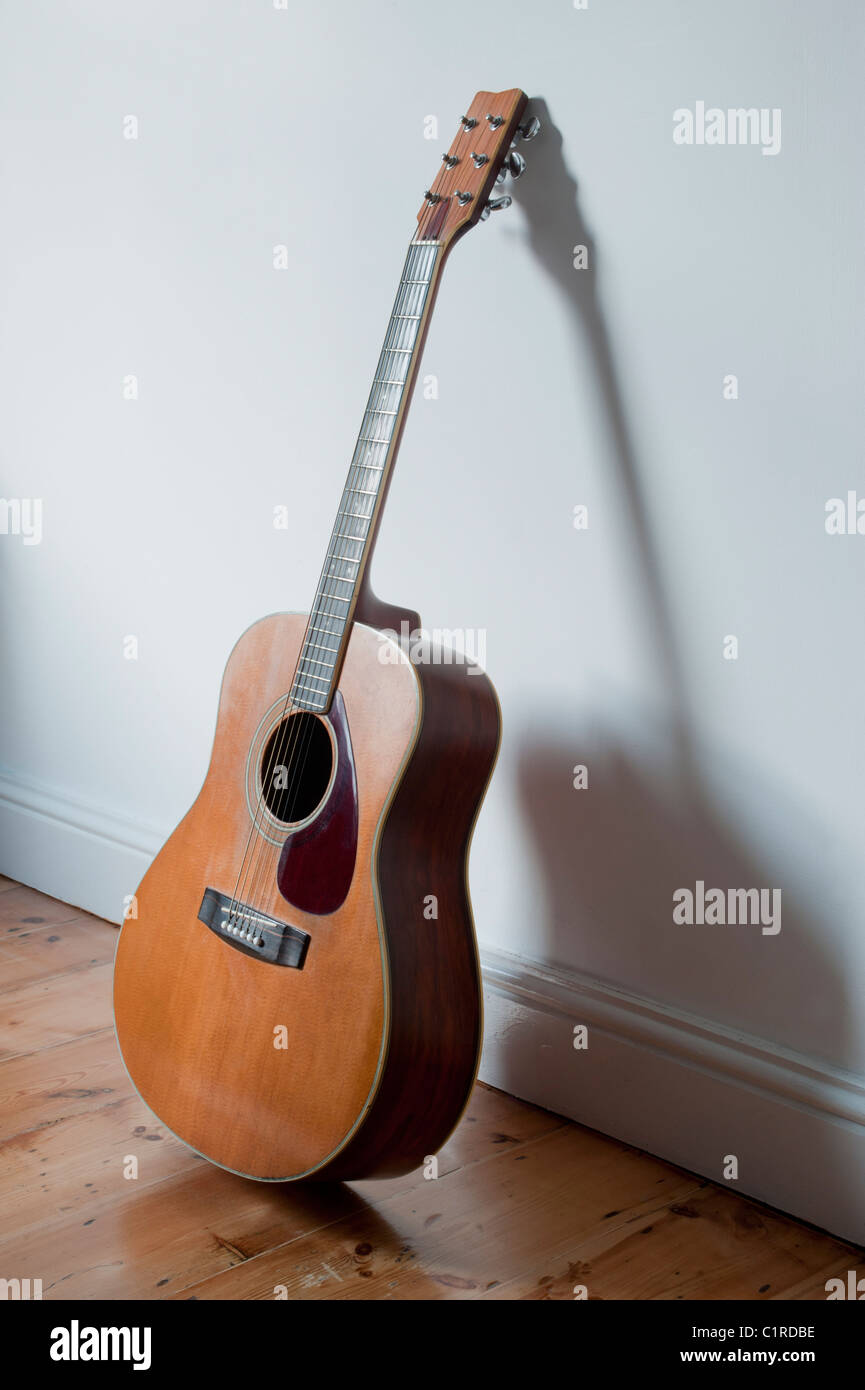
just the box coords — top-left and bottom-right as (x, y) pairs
(442, 152), (459, 168)
(479, 195), (512, 221)
(486, 113), (505, 129)
(455, 190), (473, 205)
(515, 115), (541, 141)
(496, 150), (526, 183)
(460, 115), (478, 130)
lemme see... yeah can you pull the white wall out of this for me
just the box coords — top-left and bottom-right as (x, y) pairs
(2, 1), (864, 1240)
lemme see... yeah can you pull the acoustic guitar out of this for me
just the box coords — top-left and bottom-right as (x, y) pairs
(113, 88), (537, 1181)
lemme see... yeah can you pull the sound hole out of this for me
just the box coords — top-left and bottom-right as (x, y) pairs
(260, 713), (333, 825)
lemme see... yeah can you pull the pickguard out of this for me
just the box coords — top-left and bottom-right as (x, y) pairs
(276, 690), (358, 915)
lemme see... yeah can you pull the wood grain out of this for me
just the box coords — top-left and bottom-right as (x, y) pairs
(0, 964), (114, 1061)
(1, 883), (862, 1301)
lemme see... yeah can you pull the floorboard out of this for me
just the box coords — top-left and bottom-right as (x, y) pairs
(0, 882), (860, 1301)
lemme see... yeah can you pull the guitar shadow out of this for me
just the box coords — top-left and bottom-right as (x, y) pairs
(500, 99), (855, 1236)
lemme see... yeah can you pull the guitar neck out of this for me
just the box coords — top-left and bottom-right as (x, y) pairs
(289, 236), (444, 714)
(290, 87), (529, 714)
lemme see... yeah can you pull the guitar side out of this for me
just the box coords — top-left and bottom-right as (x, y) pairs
(323, 593), (502, 1180)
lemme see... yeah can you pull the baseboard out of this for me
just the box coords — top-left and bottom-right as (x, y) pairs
(479, 945), (865, 1245)
(2, 767), (863, 1243)
(0, 769), (160, 923)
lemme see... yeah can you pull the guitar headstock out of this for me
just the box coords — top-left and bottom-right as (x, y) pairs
(416, 89), (538, 248)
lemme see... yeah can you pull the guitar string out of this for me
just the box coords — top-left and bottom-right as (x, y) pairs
(237, 239), (439, 922)
(238, 236), (444, 921)
(232, 122), (474, 922)
(229, 117), (478, 924)
(229, 115), (481, 925)
(229, 238), (439, 926)
(227, 113), (486, 927)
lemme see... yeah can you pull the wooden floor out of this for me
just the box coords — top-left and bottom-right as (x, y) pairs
(0, 878), (861, 1301)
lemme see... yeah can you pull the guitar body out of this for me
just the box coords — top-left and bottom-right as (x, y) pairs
(113, 603), (501, 1181)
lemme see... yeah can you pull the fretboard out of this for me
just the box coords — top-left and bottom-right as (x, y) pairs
(290, 239), (440, 712)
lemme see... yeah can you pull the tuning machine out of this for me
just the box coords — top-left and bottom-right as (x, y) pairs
(514, 115), (541, 142)
(496, 150), (526, 183)
(479, 195), (512, 221)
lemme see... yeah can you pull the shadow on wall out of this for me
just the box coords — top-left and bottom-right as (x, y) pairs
(503, 98), (852, 1203)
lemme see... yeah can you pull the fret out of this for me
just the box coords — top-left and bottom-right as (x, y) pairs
(304, 639), (340, 655)
(372, 377), (406, 387)
(328, 553), (360, 565)
(313, 593), (350, 605)
(298, 654), (335, 671)
(319, 575), (353, 588)
(293, 676), (330, 694)
(391, 313), (421, 321)
(337, 509), (373, 522)
(366, 408), (398, 417)
(382, 347), (412, 355)
(332, 530), (367, 544)
(345, 485), (378, 497)
(356, 438), (390, 449)
(308, 621), (343, 638)
(294, 671), (330, 688)
(350, 459), (384, 471)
